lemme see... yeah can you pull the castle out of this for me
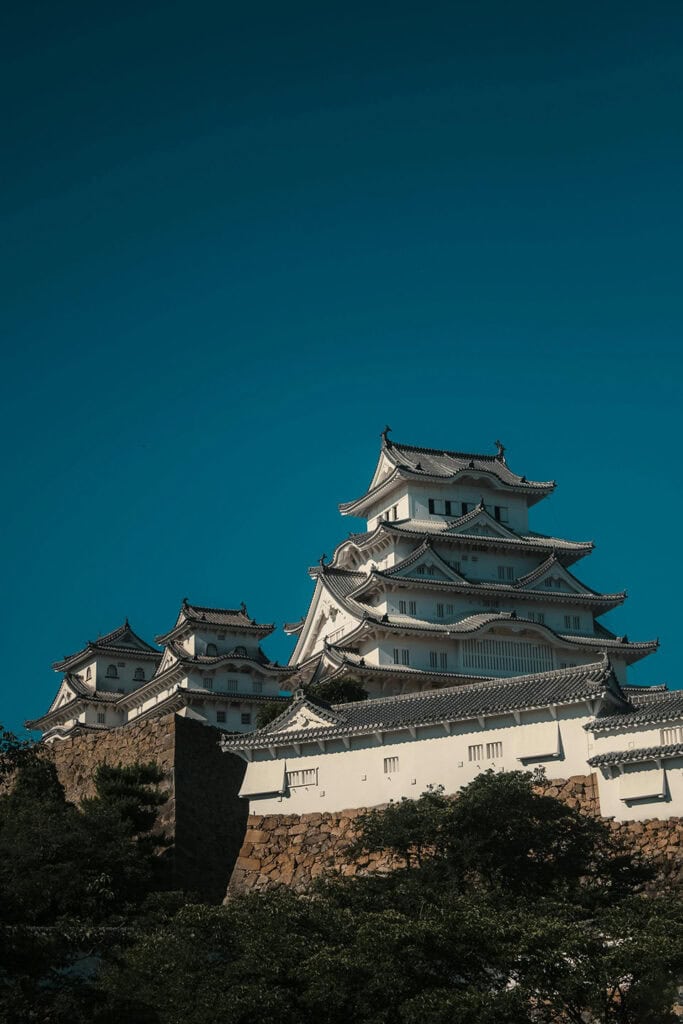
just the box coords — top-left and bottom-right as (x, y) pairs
(29, 431), (683, 825)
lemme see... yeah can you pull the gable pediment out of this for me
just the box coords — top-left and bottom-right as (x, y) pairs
(445, 509), (516, 540)
(519, 559), (590, 596)
(388, 544), (466, 584)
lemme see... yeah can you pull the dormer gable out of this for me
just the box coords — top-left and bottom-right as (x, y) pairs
(260, 691), (346, 735)
(517, 556), (595, 596)
(383, 542), (467, 584)
(444, 506), (519, 540)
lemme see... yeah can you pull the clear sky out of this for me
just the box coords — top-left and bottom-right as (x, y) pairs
(2, 1), (682, 734)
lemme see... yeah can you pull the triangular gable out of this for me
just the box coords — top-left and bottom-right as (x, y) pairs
(444, 507), (518, 540)
(264, 694), (345, 736)
(368, 449), (399, 490)
(518, 557), (593, 596)
(47, 678), (81, 713)
(97, 626), (156, 653)
(386, 544), (466, 584)
(292, 578), (362, 665)
(157, 647), (179, 674)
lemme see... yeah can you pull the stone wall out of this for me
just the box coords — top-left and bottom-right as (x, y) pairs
(227, 774), (683, 896)
(49, 714), (247, 902)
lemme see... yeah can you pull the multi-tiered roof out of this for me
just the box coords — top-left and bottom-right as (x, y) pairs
(287, 431), (657, 696)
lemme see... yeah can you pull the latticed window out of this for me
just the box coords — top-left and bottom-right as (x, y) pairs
(106, 665), (118, 678)
(206, 643), (218, 656)
(252, 680), (263, 694)
(97, 712), (106, 725)
(462, 638), (553, 675)
(661, 727), (683, 744)
(486, 741), (503, 758)
(216, 711), (226, 723)
(287, 768), (317, 787)
(384, 756), (399, 774)
(468, 744), (484, 762)
(134, 667), (145, 681)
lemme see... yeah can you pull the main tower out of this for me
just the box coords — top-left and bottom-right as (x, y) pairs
(287, 430), (656, 695)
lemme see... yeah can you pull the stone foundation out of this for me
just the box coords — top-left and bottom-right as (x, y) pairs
(49, 714), (247, 902)
(227, 774), (683, 896)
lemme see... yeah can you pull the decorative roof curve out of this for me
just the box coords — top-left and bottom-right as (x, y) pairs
(52, 622), (161, 672)
(339, 437), (555, 517)
(155, 600), (275, 645)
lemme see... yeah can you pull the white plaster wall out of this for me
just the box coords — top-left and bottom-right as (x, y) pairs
(407, 484), (529, 533)
(93, 656), (155, 694)
(243, 705), (593, 815)
(595, 756), (683, 821)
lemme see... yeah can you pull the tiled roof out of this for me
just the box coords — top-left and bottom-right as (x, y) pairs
(589, 689), (683, 732)
(341, 518), (593, 559)
(339, 439), (555, 516)
(225, 659), (625, 749)
(156, 600), (275, 644)
(588, 743), (683, 767)
(53, 622), (161, 671)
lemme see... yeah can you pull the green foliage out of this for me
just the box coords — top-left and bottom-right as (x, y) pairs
(255, 699), (290, 729)
(1, 740), (681, 1024)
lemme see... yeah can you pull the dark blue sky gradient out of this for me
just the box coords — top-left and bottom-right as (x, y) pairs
(3, 2), (682, 732)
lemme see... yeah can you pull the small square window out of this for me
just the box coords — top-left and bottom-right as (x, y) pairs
(252, 680), (263, 694)
(241, 712), (251, 725)
(399, 599), (407, 614)
(486, 741), (503, 759)
(408, 600), (417, 615)
(401, 649), (410, 666)
(436, 603), (444, 618)
(97, 711), (106, 725)
(468, 743), (484, 762)
(564, 615), (571, 628)
(384, 756), (399, 774)
(204, 677), (213, 690)
(572, 615), (580, 630)
(429, 651), (438, 668)
(216, 711), (226, 723)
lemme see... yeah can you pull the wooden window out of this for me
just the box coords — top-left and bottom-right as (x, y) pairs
(416, 566), (425, 575)
(240, 712), (251, 726)
(204, 677), (213, 690)
(468, 743), (484, 762)
(401, 649), (410, 666)
(85, 667), (92, 681)
(226, 678), (238, 692)
(384, 756), (399, 774)
(436, 603), (444, 617)
(572, 615), (580, 630)
(661, 727), (683, 744)
(409, 600), (417, 615)
(252, 680), (263, 694)
(393, 648), (400, 664)
(134, 667), (145, 681)
(446, 604), (454, 615)
(497, 566), (506, 581)
(429, 651), (438, 668)
(564, 615), (571, 628)
(287, 768), (317, 787)
(399, 599), (407, 614)
(206, 643), (218, 656)
(97, 712), (106, 725)
(392, 505), (398, 520)
(234, 646), (247, 657)
(106, 665), (118, 678)
(462, 638), (553, 675)
(216, 711), (226, 723)
(439, 651), (448, 669)
(486, 741), (503, 758)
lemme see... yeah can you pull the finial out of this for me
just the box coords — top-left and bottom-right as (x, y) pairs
(318, 553), (327, 568)
(359, 657), (365, 667)
(182, 597), (189, 608)
(381, 425), (392, 447)
(239, 601), (247, 615)
(415, 461), (422, 470)
(468, 459), (475, 469)
(494, 440), (506, 461)
(510, 610), (517, 619)
(124, 616), (129, 627)
(478, 496), (486, 509)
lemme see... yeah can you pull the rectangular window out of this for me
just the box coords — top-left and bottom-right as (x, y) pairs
(97, 712), (106, 724)
(537, 612), (545, 624)
(439, 651), (448, 669)
(486, 741), (503, 759)
(572, 616), (580, 630)
(287, 768), (318, 787)
(401, 649), (410, 666)
(216, 711), (226, 723)
(462, 637), (554, 675)
(564, 615), (571, 628)
(461, 502), (469, 515)
(436, 603), (444, 617)
(428, 498), (445, 515)
(392, 505), (398, 520)
(252, 681), (263, 694)
(446, 603), (454, 616)
(409, 600), (417, 615)
(226, 678), (238, 692)
(429, 651), (438, 668)
(399, 599), (407, 614)
(494, 506), (509, 523)
(428, 498), (434, 514)
(444, 500), (455, 516)
(497, 566), (506, 580)
(506, 566), (514, 581)
(393, 648), (400, 664)
(416, 566), (425, 575)
(384, 756), (399, 774)
(204, 677), (213, 689)
(468, 743), (484, 762)
(661, 727), (683, 744)
(241, 712), (251, 726)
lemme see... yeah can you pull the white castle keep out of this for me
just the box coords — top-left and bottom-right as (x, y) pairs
(29, 432), (683, 821)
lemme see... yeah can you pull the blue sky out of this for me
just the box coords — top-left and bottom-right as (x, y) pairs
(2, 1), (682, 733)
